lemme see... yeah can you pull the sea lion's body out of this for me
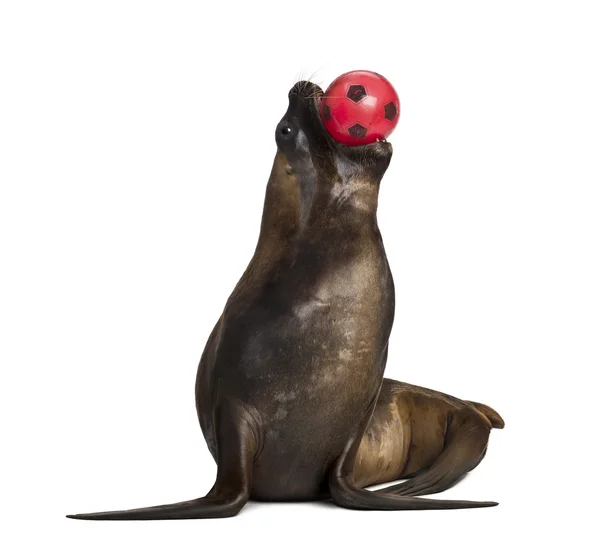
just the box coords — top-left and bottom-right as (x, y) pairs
(68, 81), (502, 520)
(196, 174), (394, 501)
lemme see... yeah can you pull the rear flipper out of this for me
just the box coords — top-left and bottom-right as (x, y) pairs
(330, 398), (498, 510)
(330, 484), (497, 510)
(467, 401), (505, 429)
(67, 399), (258, 520)
(377, 422), (491, 497)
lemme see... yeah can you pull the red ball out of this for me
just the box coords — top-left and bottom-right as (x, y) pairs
(319, 70), (400, 146)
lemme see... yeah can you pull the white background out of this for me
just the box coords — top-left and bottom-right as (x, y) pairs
(1, 1), (598, 551)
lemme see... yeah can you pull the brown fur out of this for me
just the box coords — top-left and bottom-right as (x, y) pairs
(68, 82), (501, 520)
(355, 379), (503, 495)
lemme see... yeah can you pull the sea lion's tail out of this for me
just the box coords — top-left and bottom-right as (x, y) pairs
(467, 401), (505, 429)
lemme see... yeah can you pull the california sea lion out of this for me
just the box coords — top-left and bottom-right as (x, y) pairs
(68, 81), (500, 520)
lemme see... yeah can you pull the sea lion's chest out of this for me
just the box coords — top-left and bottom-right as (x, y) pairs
(217, 240), (392, 387)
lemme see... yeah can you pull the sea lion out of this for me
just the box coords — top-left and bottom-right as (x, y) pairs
(68, 81), (500, 520)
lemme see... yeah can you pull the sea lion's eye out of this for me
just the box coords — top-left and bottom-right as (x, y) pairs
(277, 121), (294, 137)
(275, 120), (300, 152)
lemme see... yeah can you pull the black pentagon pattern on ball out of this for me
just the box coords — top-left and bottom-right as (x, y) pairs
(347, 85), (367, 103)
(348, 123), (367, 139)
(322, 103), (331, 121)
(384, 101), (397, 121)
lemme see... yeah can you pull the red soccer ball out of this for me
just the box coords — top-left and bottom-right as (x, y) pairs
(319, 70), (400, 146)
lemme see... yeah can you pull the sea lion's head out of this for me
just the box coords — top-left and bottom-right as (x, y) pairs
(274, 81), (393, 225)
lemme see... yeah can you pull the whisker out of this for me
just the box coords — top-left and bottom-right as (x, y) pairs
(306, 67), (323, 85)
(293, 70), (302, 87)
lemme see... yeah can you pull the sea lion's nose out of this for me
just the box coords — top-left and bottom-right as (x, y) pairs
(290, 81), (323, 99)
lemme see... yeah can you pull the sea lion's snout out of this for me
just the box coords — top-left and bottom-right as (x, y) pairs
(290, 80), (324, 99)
(275, 81), (325, 157)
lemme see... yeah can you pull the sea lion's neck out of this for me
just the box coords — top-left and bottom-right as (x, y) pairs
(326, 176), (380, 214)
(253, 152), (300, 260)
(225, 153), (299, 310)
(298, 175), (380, 231)
(253, 153), (382, 254)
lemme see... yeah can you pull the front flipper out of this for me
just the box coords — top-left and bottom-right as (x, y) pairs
(67, 399), (259, 520)
(330, 397), (498, 510)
